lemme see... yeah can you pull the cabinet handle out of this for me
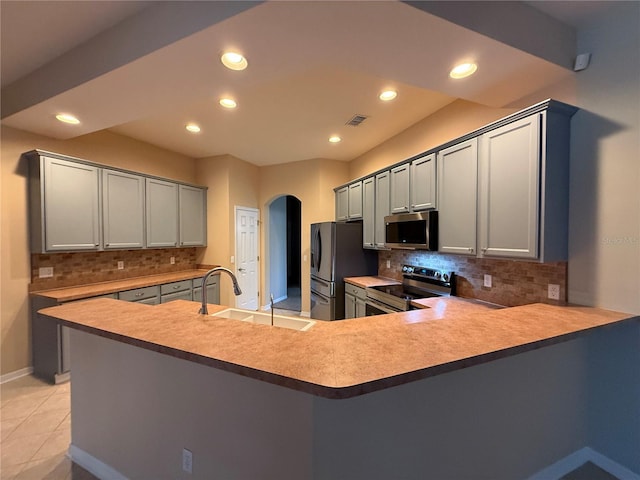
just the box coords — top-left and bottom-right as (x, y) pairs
(468, 248), (474, 253)
(173, 285), (180, 290)
(135, 293), (143, 297)
(481, 248), (487, 252)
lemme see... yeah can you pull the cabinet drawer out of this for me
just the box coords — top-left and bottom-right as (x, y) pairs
(345, 283), (366, 300)
(119, 285), (159, 302)
(160, 280), (192, 295)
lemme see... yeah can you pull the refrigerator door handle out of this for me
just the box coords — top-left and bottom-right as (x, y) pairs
(316, 228), (322, 272)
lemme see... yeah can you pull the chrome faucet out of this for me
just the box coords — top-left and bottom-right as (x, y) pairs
(198, 267), (242, 315)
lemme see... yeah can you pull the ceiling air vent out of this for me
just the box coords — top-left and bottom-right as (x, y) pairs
(345, 114), (369, 127)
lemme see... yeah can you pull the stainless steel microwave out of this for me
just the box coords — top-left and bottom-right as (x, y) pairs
(384, 211), (438, 250)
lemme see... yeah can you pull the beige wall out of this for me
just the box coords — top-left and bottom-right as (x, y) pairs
(196, 154), (260, 306)
(0, 126), (197, 376)
(348, 99), (516, 180)
(259, 159), (349, 313)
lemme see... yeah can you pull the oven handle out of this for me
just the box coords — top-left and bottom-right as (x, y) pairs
(365, 298), (400, 314)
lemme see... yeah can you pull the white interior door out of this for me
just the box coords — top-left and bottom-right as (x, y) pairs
(235, 207), (259, 310)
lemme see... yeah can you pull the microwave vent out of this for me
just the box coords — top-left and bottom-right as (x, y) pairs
(345, 114), (368, 127)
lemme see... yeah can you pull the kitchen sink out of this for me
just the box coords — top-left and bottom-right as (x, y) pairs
(211, 308), (315, 331)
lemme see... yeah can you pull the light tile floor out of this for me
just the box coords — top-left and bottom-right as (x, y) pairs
(0, 375), (96, 480)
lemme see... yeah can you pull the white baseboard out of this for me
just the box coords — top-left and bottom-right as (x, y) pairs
(0, 366), (33, 384)
(528, 446), (640, 480)
(68, 444), (128, 480)
(299, 310), (310, 318)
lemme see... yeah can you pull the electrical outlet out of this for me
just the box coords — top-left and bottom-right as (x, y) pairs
(483, 274), (492, 288)
(182, 448), (193, 474)
(39, 267), (54, 278)
(117, 261), (124, 270)
(386, 260), (391, 269)
(170, 256), (175, 265)
(548, 284), (560, 300)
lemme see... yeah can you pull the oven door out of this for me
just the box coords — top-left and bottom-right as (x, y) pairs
(365, 298), (401, 316)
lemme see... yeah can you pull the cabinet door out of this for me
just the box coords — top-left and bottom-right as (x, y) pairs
(375, 171), (390, 248)
(43, 157), (100, 251)
(179, 185), (207, 247)
(355, 298), (367, 318)
(102, 169), (145, 249)
(335, 186), (349, 221)
(410, 153), (436, 211)
(344, 293), (356, 319)
(390, 163), (410, 214)
(437, 139), (478, 255)
(479, 114), (541, 259)
(362, 177), (375, 248)
(348, 181), (363, 219)
(146, 178), (178, 248)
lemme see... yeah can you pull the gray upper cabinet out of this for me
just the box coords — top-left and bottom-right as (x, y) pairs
(102, 169), (145, 249)
(179, 185), (207, 247)
(29, 155), (101, 253)
(335, 186), (349, 221)
(362, 177), (375, 248)
(479, 114), (540, 260)
(375, 171), (390, 248)
(410, 153), (436, 211)
(437, 138), (478, 255)
(390, 163), (410, 214)
(348, 181), (363, 220)
(146, 178), (178, 248)
(478, 110), (572, 262)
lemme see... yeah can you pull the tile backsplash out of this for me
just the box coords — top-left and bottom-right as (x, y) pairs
(378, 250), (567, 307)
(30, 248), (199, 291)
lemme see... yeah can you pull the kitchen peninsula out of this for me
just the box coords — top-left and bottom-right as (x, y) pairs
(40, 298), (638, 479)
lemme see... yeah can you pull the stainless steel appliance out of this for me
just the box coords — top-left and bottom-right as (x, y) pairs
(384, 210), (438, 250)
(310, 222), (377, 320)
(366, 264), (454, 315)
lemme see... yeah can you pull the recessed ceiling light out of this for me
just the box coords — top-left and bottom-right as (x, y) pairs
(379, 90), (397, 101)
(449, 62), (478, 79)
(55, 113), (80, 124)
(185, 123), (201, 133)
(329, 136), (342, 143)
(219, 98), (237, 109)
(221, 52), (248, 71)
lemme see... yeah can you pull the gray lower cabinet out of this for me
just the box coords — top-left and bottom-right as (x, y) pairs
(437, 138), (478, 255)
(344, 283), (367, 319)
(31, 293), (117, 383)
(102, 169), (145, 249)
(146, 178), (178, 248)
(28, 154), (101, 253)
(160, 280), (193, 303)
(193, 275), (220, 305)
(120, 285), (160, 304)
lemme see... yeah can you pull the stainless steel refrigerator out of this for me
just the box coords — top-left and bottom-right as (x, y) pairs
(310, 222), (378, 320)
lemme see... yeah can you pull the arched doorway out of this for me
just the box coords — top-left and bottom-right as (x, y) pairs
(267, 195), (301, 313)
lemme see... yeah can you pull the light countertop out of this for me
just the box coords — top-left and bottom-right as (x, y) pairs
(38, 297), (638, 399)
(344, 276), (400, 288)
(30, 269), (216, 303)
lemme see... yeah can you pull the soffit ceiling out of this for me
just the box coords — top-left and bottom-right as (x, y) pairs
(0, 1), (611, 166)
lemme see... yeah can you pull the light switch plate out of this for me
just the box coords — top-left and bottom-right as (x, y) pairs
(170, 256), (175, 265)
(483, 274), (492, 288)
(117, 261), (124, 270)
